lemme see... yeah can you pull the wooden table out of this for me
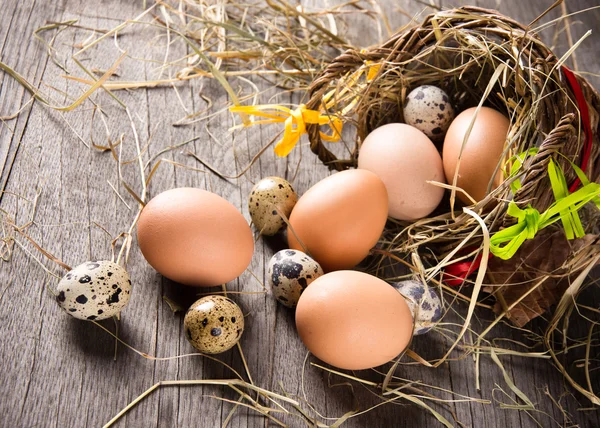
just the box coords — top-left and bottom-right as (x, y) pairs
(1, 0), (599, 426)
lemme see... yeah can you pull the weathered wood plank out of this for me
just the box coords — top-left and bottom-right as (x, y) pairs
(0, 0), (599, 427)
(0, 0), (64, 194)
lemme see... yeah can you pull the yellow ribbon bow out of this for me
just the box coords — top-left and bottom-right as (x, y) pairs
(490, 159), (600, 260)
(229, 58), (381, 157)
(229, 104), (343, 157)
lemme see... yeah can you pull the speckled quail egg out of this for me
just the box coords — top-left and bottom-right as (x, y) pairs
(249, 177), (298, 236)
(56, 261), (132, 321)
(184, 295), (244, 354)
(392, 279), (442, 335)
(403, 85), (455, 141)
(267, 249), (324, 307)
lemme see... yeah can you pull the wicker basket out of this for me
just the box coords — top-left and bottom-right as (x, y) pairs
(304, 6), (600, 326)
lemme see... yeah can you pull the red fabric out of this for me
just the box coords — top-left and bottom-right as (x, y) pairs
(443, 251), (483, 287)
(562, 66), (593, 192)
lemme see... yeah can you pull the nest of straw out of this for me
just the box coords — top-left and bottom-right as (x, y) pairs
(304, 6), (600, 326)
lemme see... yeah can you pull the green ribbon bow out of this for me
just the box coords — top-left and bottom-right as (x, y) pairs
(490, 158), (600, 260)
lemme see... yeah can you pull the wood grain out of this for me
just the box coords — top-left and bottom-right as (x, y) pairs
(1, 0), (599, 427)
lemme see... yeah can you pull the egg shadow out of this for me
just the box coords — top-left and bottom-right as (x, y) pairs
(260, 231), (289, 255)
(305, 357), (424, 426)
(275, 300), (298, 330)
(64, 316), (124, 359)
(159, 276), (208, 315)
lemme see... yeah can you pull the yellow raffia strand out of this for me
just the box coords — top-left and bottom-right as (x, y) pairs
(366, 61), (381, 81)
(229, 104), (343, 157)
(360, 49), (381, 82)
(490, 159), (600, 260)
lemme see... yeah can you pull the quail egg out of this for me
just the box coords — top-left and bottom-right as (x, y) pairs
(249, 177), (298, 236)
(56, 260), (132, 321)
(403, 85), (455, 141)
(184, 295), (244, 354)
(392, 279), (442, 335)
(267, 249), (324, 307)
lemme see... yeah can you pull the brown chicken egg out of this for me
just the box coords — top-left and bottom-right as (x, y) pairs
(137, 188), (254, 287)
(295, 270), (413, 370)
(287, 169), (388, 272)
(443, 107), (510, 204)
(358, 123), (445, 220)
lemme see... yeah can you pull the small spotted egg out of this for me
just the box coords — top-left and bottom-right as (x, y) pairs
(403, 85), (455, 141)
(249, 177), (298, 236)
(56, 261), (132, 321)
(184, 295), (244, 354)
(267, 249), (323, 307)
(392, 279), (442, 335)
